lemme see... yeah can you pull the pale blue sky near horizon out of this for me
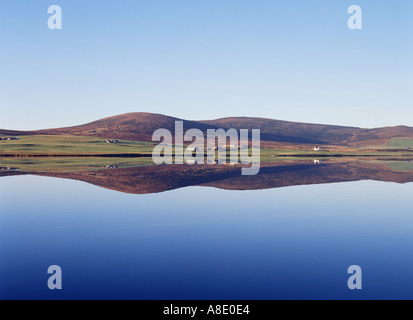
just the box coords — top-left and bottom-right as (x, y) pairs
(0, 0), (412, 130)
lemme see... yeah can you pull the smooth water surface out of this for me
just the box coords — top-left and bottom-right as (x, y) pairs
(0, 175), (412, 300)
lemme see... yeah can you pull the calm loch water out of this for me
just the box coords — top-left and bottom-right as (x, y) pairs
(1, 164), (413, 300)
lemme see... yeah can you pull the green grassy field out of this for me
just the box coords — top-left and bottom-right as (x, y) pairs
(0, 135), (156, 155)
(387, 138), (413, 148)
(364, 138), (413, 150)
(1, 135), (413, 162)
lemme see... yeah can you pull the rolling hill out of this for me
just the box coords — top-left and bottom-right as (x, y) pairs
(1, 112), (413, 147)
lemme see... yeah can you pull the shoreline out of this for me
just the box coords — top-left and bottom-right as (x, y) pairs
(1, 153), (413, 160)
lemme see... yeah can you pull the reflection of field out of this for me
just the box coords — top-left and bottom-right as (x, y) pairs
(0, 157), (154, 173)
(3, 155), (413, 174)
(259, 148), (413, 161)
(386, 161), (413, 172)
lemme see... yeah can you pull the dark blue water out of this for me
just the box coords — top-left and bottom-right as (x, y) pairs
(1, 175), (412, 300)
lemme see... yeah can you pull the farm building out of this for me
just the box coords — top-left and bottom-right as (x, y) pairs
(0, 136), (20, 141)
(187, 147), (201, 152)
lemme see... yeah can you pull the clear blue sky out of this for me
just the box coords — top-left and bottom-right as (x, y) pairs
(0, 0), (412, 130)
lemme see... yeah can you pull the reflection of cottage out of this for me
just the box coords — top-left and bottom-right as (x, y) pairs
(106, 139), (119, 144)
(314, 147), (322, 151)
(314, 159), (322, 165)
(0, 167), (19, 171)
(187, 159), (202, 165)
(105, 165), (119, 169)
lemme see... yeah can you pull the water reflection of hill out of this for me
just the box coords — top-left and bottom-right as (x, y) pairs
(2, 160), (412, 194)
